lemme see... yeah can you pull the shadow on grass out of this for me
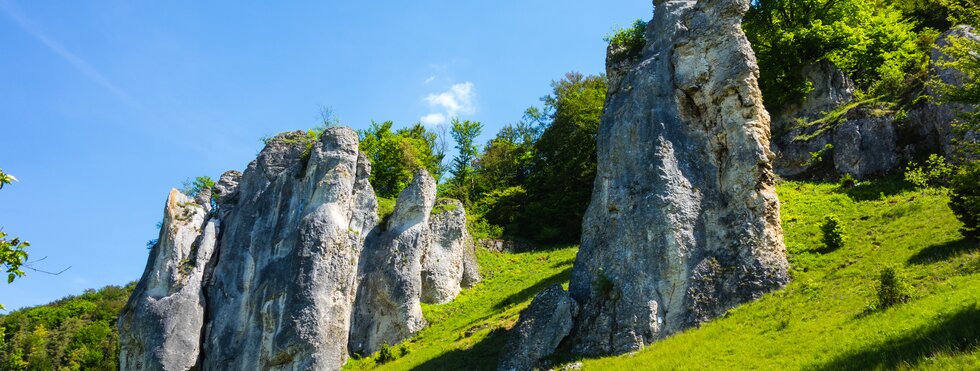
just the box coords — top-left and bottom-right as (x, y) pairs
(908, 237), (978, 265)
(813, 303), (980, 370)
(840, 174), (916, 201)
(414, 327), (510, 371)
(493, 266), (573, 310)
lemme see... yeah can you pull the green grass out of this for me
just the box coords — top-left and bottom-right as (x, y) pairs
(347, 178), (980, 370)
(343, 245), (578, 370)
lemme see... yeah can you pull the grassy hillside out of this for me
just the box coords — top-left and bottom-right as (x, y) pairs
(348, 178), (980, 370)
(3, 178), (977, 370)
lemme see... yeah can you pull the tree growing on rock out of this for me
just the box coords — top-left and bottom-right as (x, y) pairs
(359, 121), (443, 198)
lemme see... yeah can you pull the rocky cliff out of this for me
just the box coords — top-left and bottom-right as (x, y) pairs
(501, 0), (790, 367)
(772, 25), (980, 178)
(118, 128), (479, 370)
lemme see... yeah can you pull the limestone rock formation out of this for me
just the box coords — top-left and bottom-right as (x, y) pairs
(349, 170), (434, 356)
(498, 284), (578, 371)
(119, 128), (479, 371)
(564, 0), (789, 357)
(349, 171), (482, 355)
(201, 128), (376, 370)
(423, 198), (481, 304)
(908, 25), (979, 160)
(117, 189), (218, 371)
(771, 61), (900, 179)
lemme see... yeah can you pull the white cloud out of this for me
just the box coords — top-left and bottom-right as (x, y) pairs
(423, 76), (436, 84)
(419, 82), (476, 126)
(420, 113), (446, 126)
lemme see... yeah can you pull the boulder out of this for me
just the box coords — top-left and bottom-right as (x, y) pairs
(566, 0), (789, 356)
(118, 189), (218, 371)
(498, 284), (578, 371)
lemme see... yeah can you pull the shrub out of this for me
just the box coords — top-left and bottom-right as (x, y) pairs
(949, 162), (980, 233)
(876, 265), (912, 309)
(820, 214), (847, 250)
(838, 173), (857, 189)
(904, 154), (954, 188)
(605, 19), (647, 62)
(376, 341), (396, 364)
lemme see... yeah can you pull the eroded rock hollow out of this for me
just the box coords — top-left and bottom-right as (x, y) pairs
(118, 128), (479, 370)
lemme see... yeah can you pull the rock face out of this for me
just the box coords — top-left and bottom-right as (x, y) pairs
(119, 128), (479, 370)
(908, 25), (979, 160)
(498, 285), (578, 371)
(773, 25), (980, 178)
(770, 61), (900, 179)
(562, 0), (789, 358)
(118, 189), (218, 371)
(202, 129), (377, 370)
(349, 171), (481, 356)
(423, 198), (481, 303)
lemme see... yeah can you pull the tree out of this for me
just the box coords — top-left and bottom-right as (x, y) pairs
(181, 176), (216, 197)
(0, 169), (29, 311)
(743, 0), (927, 111)
(447, 118), (483, 205)
(359, 121), (442, 198)
(523, 72), (607, 242)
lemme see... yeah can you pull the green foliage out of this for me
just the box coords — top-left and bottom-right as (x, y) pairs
(932, 33), (980, 158)
(376, 341), (396, 364)
(181, 176), (216, 198)
(949, 162), (980, 232)
(445, 119), (484, 205)
(904, 154), (955, 188)
(605, 19), (647, 63)
(0, 169), (29, 310)
(0, 233), (29, 285)
(744, 0), (929, 111)
(523, 73), (607, 243)
(475, 186), (527, 238)
(359, 121), (443, 198)
(0, 169), (17, 189)
(877, 265), (913, 309)
(0, 283), (135, 370)
(821, 214), (848, 250)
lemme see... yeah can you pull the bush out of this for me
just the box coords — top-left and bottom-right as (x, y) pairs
(820, 214), (847, 250)
(949, 162), (980, 233)
(376, 341), (396, 364)
(876, 265), (912, 309)
(904, 154), (954, 188)
(605, 19), (647, 62)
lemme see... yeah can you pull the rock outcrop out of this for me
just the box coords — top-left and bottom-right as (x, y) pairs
(118, 189), (218, 371)
(908, 25), (979, 160)
(771, 61), (901, 179)
(119, 128), (479, 370)
(773, 25), (980, 178)
(500, 0), (790, 366)
(349, 171), (481, 356)
(498, 285), (578, 371)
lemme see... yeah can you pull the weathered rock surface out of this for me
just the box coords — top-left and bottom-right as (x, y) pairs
(566, 0), (789, 357)
(770, 61), (901, 179)
(202, 128), (377, 370)
(908, 25), (979, 160)
(423, 198), (481, 304)
(118, 189), (218, 371)
(349, 170), (434, 356)
(349, 171), (482, 355)
(119, 128), (479, 370)
(498, 284), (578, 371)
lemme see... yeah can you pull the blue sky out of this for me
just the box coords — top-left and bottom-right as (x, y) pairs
(0, 0), (650, 310)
